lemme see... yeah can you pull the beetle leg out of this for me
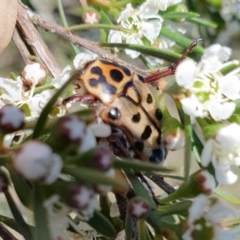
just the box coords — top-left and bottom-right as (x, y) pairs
(145, 39), (202, 83)
(62, 94), (97, 107)
(145, 172), (175, 195)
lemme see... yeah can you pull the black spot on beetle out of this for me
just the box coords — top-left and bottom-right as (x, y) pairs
(137, 74), (145, 83)
(132, 112), (141, 122)
(99, 60), (131, 76)
(155, 109), (162, 121)
(108, 108), (121, 120)
(134, 141), (144, 152)
(110, 69), (123, 82)
(146, 94), (153, 104)
(89, 67), (117, 95)
(149, 149), (163, 163)
(141, 126), (152, 140)
(91, 66), (102, 75)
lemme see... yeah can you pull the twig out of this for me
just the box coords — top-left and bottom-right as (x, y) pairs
(0, 222), (20, 240)
(12, 29), (32, 65)
(16, 2), (61, 77)
(21, 2), (149, 77)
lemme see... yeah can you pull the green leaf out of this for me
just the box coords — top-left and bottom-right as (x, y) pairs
(0, 215), (34, 233)
(100, 43), (183, 62)
(220, 60), (240, 75)
(9, 170), (33, 209)
(113, 158), (173, 173)
(5, 191), (33, 240)
(33, 184), (52, 240)
(158, 200), (192, 217)
(32, 72), (78, 139)
(162, 11), (199, 20)
(184, 115), (192, 180)
(125, 211), (132, 240)
(88, 210), (117, 238)
(125, 171), (162, 231)
(62, 166), (124, 189)
(214, 188), (240, 204)
(66, 24), (132, 33)
(188, 17), (218, 28)
(161, 27), (204, 54)
(100, 10), (113, 25)
(138, 220), (152, 240)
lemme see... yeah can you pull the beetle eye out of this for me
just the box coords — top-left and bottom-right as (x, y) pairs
(108, 107), (121, 120)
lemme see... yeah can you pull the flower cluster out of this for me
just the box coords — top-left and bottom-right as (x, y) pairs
(175, 44), (240, 121)
(108, 0), (181, 59)
(183, 194), (237, 240)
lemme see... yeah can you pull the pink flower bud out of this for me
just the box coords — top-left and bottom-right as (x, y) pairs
(12, 141), (62, 184)
(66, 184), (94, 210)
(128, 197), (149, 219)
(93, 147), (113, 171)
(57, 116), (86, 144)
(0, 105), (24, 134)
(83, 10), (99, 24)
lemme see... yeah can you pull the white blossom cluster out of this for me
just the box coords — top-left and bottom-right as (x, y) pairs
(108, 0), (181, 61)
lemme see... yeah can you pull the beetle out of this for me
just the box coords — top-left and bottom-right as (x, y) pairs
(78, 59), (167, 164)
(74, 40), (201, 165)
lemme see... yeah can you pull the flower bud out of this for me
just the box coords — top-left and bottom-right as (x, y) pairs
(22, 62), (47, 86)
(128, 197), (149, 219)
(48, 115), (86, 152)
(163, 126), (185, 150)
(66, 184), (94, 210)
(0, 105), (24, 134)
(82, 9), (99, 24)
(12, 141), (63, 184)
(160, 170), (216, 204)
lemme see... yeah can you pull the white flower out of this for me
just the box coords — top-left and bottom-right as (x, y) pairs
(27, 89), (55, 119)
(0, 77), (23, 107)
(22, 63), (46, 86)
(12, 141), (63, 184)
(175, 44), (240, 121)
(201, 123), (240, 184)
(108, 3), (163, 58)
(73, 52), (96, 70)
(183, 194), (238, 240)
(141, 0), (182, 13)
(78, 123), (111, 153)
(44, 195), (70, 240)
(52, 65), (72, 89)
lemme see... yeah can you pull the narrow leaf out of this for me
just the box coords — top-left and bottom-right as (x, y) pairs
(184, 114), (192, 181)
(88, 211), (117, 238)
(100, 42), (183, 62)
(114, 158), (173, 173)
(9, 170), (33, 209)
(161, 27), (204, 54)
(162, 11), (199, 20)
(158, 200), (192, 217)
(5, 191), (33, 240)
(125, 211), (132, 240)
(33, 184), (52, 240)
(215, 188), (240, 204)
(188, 17), (217, 28)
(138, 220), (152, 240)
(62, 166), (124, 189)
